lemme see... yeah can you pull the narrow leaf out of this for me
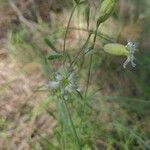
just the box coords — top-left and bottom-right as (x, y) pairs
(47, 52), (63, 60)
(44, 37), (58, 52)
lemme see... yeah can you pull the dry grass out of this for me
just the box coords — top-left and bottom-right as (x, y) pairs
(0, 55), (56, 149)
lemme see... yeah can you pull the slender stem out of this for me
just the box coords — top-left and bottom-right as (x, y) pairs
(62, 98), (81, 150)
(85, 54), (93, 98)
(69, 27), (115, 42)
(61, 118), (65, 150)
(77, 5), (81, 42)
(92, 24), (100, 49)
(70, 32), (92, 67)
(63, 5), (77, 53)
(48, 27), (115, 43)
(56, 98), (65, 149)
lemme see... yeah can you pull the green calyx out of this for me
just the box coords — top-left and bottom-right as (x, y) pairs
(104, 43), (128, 56)
(97, 0), (117, 24)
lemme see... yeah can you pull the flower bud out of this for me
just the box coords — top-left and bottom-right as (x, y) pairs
(104, 43), (128, 56)
(97, 0), (117, 24)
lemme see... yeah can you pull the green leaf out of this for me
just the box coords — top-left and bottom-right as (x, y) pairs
(104, 43), (128, 56)
(47, 52), (64, 60)
(44, 37), (58, 52)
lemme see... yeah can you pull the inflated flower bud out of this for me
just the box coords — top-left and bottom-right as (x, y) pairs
(97, 0), (117, 25)
(104, 43), (128, 56)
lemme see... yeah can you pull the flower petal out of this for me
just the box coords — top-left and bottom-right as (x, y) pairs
(47, 81), (59, 89)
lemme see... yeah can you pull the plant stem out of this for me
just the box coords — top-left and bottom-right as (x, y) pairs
(63, 5), (77, 53)
(85, 54), (93, 98)
(56, 98), (66, 149)
(92, 24), (100, 49)
(48, 27), (115, 43)
(70, 32), (92, 67)
(62, 98), (81, 150)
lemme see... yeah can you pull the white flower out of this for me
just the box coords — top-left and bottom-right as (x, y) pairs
(47, 81), (59, 89)
(48, 66), (80, 99)
(123, 40), (138, 68)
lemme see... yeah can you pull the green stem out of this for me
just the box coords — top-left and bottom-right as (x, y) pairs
(92, 24), (100, 49)
(85, 54), (93, 98)
(61, 123), (65, 150)
(63, 5), (77, 53)
(56, 98), (65, 149)
(70, 32), (92, 67)
(62, 98), (81, 150)
(48, 27), (115, 43)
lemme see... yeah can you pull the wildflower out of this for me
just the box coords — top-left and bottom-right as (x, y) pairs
(47, 66), (80, 99)
(103, 40), (138, 68)
(123, 41), (138, 68)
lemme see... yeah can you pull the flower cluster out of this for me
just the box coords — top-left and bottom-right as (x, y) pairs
(123, 41), (138, 68)
(47, 66), (80, 99)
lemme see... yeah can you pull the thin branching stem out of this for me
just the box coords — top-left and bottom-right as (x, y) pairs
(93, 26), (98, 47)
(48, 27), (115, 43)
(85, 54), (93, 98)
(70, 33), (92, 67)
(69, 27), (116, 42)
(92, 24), (101, 49)
(63, 5), (77, 53)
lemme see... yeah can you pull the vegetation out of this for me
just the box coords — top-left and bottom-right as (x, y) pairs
(0, 0), (149, 149)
